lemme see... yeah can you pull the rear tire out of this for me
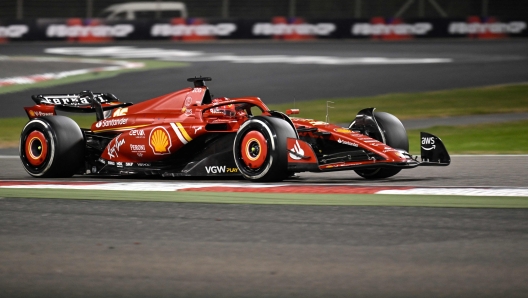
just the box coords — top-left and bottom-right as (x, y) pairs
(354, 112), (408, 179)
(20, 116), (85, 178)
(234, 116), (296, 182)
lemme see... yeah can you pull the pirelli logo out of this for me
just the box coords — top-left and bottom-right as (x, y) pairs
(170, 122), (193, 145)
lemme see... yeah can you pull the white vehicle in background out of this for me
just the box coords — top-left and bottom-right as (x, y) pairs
(99, 2), (188, 20)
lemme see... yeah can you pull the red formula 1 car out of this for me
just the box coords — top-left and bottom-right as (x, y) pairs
(20, 77), (450, 182)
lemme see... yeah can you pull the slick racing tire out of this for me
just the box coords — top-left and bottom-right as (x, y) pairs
(354, 112), (409, 179)
(234, 116), (296, 182)
(20, 116), (85, 178)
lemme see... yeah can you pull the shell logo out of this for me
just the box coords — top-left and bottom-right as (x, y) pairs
(149, 126), (172, 155)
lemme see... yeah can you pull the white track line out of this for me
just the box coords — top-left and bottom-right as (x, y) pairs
(0, 56), (144, 87)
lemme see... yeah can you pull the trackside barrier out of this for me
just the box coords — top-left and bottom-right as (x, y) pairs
(0, 17), (526, 43)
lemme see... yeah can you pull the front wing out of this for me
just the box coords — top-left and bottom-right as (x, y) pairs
(286, 132), (450, 173)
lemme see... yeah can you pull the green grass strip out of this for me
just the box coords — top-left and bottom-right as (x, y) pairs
(1, 115), (118, 148)
(0, 189), (526, 208)
(407, 119), (528, 154)
(4, 117), (528, 153)
(268, 83), (528, 122)
(0, 59), (188, 95)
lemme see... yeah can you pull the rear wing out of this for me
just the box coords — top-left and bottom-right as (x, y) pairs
(25, 91), (132, 120)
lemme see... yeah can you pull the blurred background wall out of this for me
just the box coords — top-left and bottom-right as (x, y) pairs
(1, 0), (527, 19)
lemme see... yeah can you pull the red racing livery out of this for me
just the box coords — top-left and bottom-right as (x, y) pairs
(20, 77), (450, 181)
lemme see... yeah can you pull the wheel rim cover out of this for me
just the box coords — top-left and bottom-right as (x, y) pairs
(241, 131), (268, 169)
(25, 131), (48, 167)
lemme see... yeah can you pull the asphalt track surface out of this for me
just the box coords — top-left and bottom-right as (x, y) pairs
(1, 40), (528, 297)
(1, 155), (528, 297)
(1, 39), (528, 118)
(1, 154), (527, 187)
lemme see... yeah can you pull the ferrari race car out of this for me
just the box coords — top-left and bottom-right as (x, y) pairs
(20, 77), (450, 182)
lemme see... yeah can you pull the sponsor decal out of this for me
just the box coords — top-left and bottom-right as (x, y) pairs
(352, 22), (432, 36)
(116, 162), (123, 168)
(289, 140), (304, 160)
(334, 128), (351, 133)
(253, 23), (336, 36)
(46, 24), (134, 38)
(421, 136), (436, 151)
(449, 21), (526, 35)
(185, 108), (193, 116)
(193, 126), (203, 134)
(0, 25), (29, 38)
(337, 138), (358, 147)
(309, 121), (328, 126)
(364, 139), (381, 146)
(95, 118), (128, 129)
(40, 96), (91, 105)
(28, 110), (54, 117)
(209, 107), (225, 114)
(185, 97), (193, 106)
(204, 166), (237, 174)
(125, 162), (133, 167)
(112, 107), (128, 117)
(137, 163), (151, 167)
(129, 129), (145, 138)
(151, 23), (237, 37)
(98, 158), (105, 164)
(107, 161), (115, 166)
(149, 126), (172, 155)
(130, 144), (146, 152)
(107, 136), (125, 159)
(291, 118), (312, 122)
(137, 152), (143, 157)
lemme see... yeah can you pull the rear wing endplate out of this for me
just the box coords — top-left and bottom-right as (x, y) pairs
(27, 91), (132, 120)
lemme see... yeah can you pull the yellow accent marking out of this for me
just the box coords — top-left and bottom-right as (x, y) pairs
(176, 123), (193, 142)
(170, 123), (188, 144)
(245, 138), (261, 161)
(28, 137), (41, 159)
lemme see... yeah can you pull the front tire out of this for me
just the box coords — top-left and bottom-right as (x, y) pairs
(234, 116), (296, 182)
(20, 116), (85, 178)
(353, 112), (408, 179)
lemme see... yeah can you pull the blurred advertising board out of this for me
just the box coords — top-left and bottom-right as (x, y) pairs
(1, 17), (526, 42)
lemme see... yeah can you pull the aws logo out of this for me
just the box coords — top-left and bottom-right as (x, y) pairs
(149, 126), (172, 155)
(421, 137), (436, 151)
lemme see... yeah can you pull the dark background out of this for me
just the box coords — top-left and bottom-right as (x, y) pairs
(1, 0), (528, 19)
